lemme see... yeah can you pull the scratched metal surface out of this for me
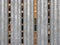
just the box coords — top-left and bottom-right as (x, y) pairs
(24, 0), (34, 45)
(37, 0), (48, 45)
(11, 0), (21, 45)
(0, 0), (8, 45)
(50, 0), (60, 45)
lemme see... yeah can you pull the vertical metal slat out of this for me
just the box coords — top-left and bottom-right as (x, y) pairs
(24, 0), (34, 45)
(37, 0), (48, 45)
(50, 0), (60, 45)
(0, 0), (8, 45)
(11, 0), (21, 45)
(58, 0), (60, 45)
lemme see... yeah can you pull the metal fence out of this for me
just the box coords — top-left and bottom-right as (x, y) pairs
(0, 0), (60, 45)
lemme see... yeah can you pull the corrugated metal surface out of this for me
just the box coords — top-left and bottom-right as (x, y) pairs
(37, 0), (48, 45)
(1, 0), (60, 45)
(0, 0), (8, 45)
(50, 0), (60, 45)
(11, 0), (21, 45)
(58, 0), (60, 45)
(24, 0), (34, 45)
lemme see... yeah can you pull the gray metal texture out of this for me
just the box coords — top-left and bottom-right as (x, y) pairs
(24, 0), (34, 45)
(11, 0), (21, 45)
(0, 0), (8, 45)
(37, 0), (48, 45)
(50, 0), (60, 45)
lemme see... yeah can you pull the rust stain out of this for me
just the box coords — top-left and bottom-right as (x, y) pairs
(34, 0), (37, 18)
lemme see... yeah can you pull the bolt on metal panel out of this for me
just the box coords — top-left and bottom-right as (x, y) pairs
(0, 0), (8, 45)
(37, 0), (48, 45)
(50, 0), (60, 45)
(11, 0), (21, 45)
(24, 0), (34, 45)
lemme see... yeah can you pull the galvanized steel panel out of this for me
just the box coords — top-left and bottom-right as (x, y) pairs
(50, 0), (60, 45)
(58, 0), (60, 45)
(11, 0), (21, 45)
(37, 0), (48, 45)
(0, 0), (8, 45)
(24, 0), (34, 45)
